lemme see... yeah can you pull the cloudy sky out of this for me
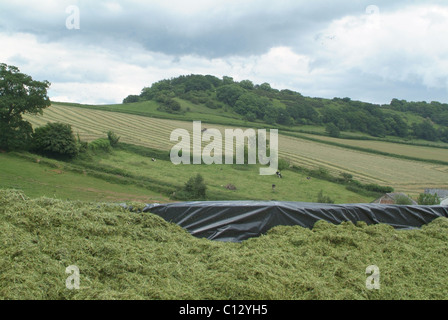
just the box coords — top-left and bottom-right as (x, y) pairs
(1, 0), (447, 105)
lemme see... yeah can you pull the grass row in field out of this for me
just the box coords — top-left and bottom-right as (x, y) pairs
(53, 101), (448, 149)
(284, 132), (448, 166)
(299, 133), (448, 161)
(1, 189), (448, 300)
(277, 134), (448, 193)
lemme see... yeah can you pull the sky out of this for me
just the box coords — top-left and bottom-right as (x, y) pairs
(1, 0), (447, 105)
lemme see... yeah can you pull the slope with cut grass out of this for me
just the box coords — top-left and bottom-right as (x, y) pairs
(24, 104), (448, 194)
(1, 189), (447, 300)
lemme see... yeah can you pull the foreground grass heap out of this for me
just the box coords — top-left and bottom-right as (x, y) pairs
(1, 189), (448, 300)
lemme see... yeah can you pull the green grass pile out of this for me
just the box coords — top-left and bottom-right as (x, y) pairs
(1, 189), (448, 300)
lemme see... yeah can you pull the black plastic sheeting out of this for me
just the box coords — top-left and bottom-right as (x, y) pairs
(143, 201), (448, 242)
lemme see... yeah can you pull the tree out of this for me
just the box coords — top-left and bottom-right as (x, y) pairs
(325, 123), (340, 137)
(184, 75), (212, 92)
(263, 106), (279, 125)
(258, 82), (272, 91)
(412, 120), (437, 141)
(277, 111), (293, 126)
(418, 193), (440, 205)
(0, 63), (51, 150)
(216, 84), (245, 107)
(107, 130), (120, 147)
(184, 174), (207, 199)
(173, 174), (207, 200)
(222, 76), (234, 85)
(239, 80), (254, 90)
(32, 122), (78, 159)
(316, 190), (335, 204)
(164, 98), (181, 112)
(123, 95), (140, 103)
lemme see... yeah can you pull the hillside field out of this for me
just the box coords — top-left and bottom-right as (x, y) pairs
(0, 147), (371, 204)
(24, 103), (448, 195)
(0, 152), (170, 204)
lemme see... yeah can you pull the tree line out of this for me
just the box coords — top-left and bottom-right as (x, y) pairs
(124, 74), (448, 142)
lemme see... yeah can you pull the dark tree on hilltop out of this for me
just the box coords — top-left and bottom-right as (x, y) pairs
(0, 63), (51, 150)
(123, 95), (140, 104)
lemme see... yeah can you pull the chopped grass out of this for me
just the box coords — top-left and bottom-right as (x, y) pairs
(1, 189), (447, 300)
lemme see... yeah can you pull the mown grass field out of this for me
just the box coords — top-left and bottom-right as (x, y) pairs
(24, 104), (448, 195)
(298, 133), (448, 163)
(1, 189), (447, 300)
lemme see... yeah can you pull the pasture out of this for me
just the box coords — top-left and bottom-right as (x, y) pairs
(24, 104), (448, 195)
(0, 152), (170, 203)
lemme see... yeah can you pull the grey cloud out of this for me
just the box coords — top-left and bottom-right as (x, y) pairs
(1, 0), (431, 59)
(1, 0), (447, 104)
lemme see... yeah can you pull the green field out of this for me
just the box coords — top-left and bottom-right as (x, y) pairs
(0, 152), (170, 203)
(1, 189), (447, 300)
(24, 104), (448, 195)
(0, 146), (372, 204)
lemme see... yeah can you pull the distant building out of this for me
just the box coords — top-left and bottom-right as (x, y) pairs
(425, 189), (448, 201)
(372, 193), (418, 205)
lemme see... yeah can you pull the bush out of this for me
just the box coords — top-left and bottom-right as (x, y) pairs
(107, 131), (120, 147)
(418, 193), (440, 205)
(310, 167), (331, 179)
(363, 184), (394, 194)
(174, 174), (207, 200)
(76, 133), (88, 153)
(340, 172), (353, 182)
(278, 158), (291, 171)
(88, 138), (112, 153)
(157, 98), (182, 114)
(205, 100), (222, 109)
(316, 190), (335, 204)
(32, 122), (78, 159)
(394, 195), (415, 205)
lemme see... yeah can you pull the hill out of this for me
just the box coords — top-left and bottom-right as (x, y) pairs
(1, 189), (448, 300)
(121, 74), (448, 143)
